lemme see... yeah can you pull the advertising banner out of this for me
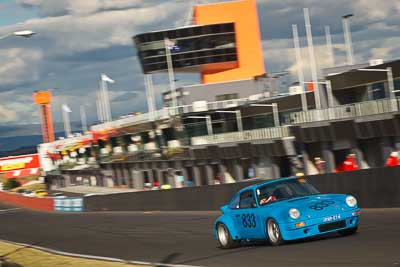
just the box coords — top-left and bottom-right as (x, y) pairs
(0, 154), (40, 173)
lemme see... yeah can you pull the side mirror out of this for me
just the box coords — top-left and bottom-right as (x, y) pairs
(251, 201), (257, 208)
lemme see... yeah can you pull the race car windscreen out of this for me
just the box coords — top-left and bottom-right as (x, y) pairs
(256, 178), (320, 206)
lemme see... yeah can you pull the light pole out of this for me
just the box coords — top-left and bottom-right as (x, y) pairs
(358, 67), (397, 110)
(187, 115), (213, 135)
(324, 25), (335, 67)
(292, 24), (308, 112)
(216, 110), (243, 132)
(304, 8), (322, 110)
(62, 104), (72, 137)
(342, 14), (355, 65)
(164, 38), (178, 112)
(250, 103), (280, 127)
(0, 30), (36, 40)
(80, 105), (87, 133)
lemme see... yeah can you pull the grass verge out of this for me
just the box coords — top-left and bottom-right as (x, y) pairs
(0, 241), (147, 267)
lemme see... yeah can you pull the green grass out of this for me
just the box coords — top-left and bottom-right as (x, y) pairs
(0, 241), (147, 267)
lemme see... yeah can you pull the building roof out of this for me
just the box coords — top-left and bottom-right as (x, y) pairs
(327, 59), (400, 91)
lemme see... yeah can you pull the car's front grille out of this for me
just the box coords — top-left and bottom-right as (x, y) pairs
(318, 220), (346, 233)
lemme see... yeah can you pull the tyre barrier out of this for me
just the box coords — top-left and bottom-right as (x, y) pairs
(54, 198), (84, 212)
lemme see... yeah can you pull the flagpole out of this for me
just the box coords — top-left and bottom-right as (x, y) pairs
(100, 75), (109, 122)
(149, 74), (157, 119)
(62, 106), (71, 137)
(80, 105), (87, 133)
(98, 79), (106, 122)
(144, 75), (155, 121)
(101, 74), (113, 122)
(97, 91), (104, 122)
(164, 38), (178, 114)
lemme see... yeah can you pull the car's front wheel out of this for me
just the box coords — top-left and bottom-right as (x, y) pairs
(216, 223), (239, 249)
(338, 227), (358, 236)
(267, 219), (284, 246)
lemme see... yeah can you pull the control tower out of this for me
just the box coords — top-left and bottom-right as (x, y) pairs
(133, 0), (265, 84)
(33, 90), (55, 143)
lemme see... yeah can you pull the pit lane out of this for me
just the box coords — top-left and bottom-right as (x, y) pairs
(0, 203), (398, 267)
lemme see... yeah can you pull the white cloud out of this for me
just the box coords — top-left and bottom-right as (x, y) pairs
(0, 48), (43, 87)
(0, 105), (17, 123)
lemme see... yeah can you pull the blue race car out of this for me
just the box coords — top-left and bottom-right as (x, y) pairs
(214, 177), (361, 248)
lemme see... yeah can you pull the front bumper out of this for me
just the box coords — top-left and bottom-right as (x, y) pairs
(280, 209), (361, 241)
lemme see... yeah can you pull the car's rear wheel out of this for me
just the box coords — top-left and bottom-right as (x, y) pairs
(216, 223), (239, 249)
(339, 227), (358, 236)
(267, 219), (284, 246)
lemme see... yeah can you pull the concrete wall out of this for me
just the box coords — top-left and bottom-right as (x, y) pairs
(84, 166), (400, 211)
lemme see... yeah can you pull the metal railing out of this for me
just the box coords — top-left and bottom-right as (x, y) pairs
(289, 98), (399, 124)
(91, 108), (170, 131)
(191, 126), (291, 145)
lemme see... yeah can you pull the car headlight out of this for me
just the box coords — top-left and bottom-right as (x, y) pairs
(289, 208), (301, 219)
(346, 195), (357, 208)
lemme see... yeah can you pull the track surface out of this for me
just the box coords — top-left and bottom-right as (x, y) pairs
(0, 203), (399, 267)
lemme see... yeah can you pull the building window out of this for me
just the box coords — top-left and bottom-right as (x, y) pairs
(371, 82), (386, 100)
(216, 93), (239, 101)
(395, 79), (400, 97)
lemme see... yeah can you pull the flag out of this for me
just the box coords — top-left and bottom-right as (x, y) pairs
(164, 38), (176, 49)
(164, 38), (180, 52)
(101, 73), (115, 83)
(62, 104), (72, 113)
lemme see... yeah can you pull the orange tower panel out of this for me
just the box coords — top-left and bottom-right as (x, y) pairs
(33, 91), (55, 143)
(34, 91), (52, 105)
(193, 0), (265, 84)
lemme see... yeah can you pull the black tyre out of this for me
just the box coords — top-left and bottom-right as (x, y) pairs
(266, 219), (284, 246)
(339, 227), (358, 236)
(216, 223), (240, 249)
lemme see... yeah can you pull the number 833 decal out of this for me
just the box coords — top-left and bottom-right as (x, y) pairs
(241, 213), (256, 228)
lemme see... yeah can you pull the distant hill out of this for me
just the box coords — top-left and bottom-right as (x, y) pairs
(0, 146), (37, 157)
(0, 122), (82, 156)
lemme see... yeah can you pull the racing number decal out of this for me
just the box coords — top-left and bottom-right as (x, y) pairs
(241, 213), (256, 228)
(309, 200), (335, 210)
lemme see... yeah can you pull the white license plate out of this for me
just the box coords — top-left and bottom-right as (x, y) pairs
(323, 214), (341, 223)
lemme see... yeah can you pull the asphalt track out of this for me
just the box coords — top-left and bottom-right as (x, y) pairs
(0, 203), (399, 267)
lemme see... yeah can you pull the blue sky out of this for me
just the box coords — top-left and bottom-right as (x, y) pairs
(0, 0), (37, 26)
(0, 0), (399, 137)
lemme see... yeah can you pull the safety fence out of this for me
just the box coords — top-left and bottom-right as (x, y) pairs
(289, 97), (399, 124)
(191, 126), (291, 145)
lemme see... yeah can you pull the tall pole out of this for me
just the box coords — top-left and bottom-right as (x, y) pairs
(326, 80), (335, 108)
(292, 24), (308, 111)
(102, 77), (112, 121)
(235, 111), (243, 132)
(164, 38), (178, 113)
(342, 14), (354, 65)
(80, 105), (87, 133)
(205, 115), (213, 135)
(272, 103), (280, 127)
(98, 80), (107, 122)
(304, 8), (322, 110)
(387, 67), (398, 111)
(387, 67), (395, 99)
(325, 25), (335, 67)
(97, 91), (104, 122)
(145, 75), (156, 121)
(62, 109), (71, 137)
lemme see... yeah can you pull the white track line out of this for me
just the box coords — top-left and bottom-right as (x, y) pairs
(0, 208), (21, 213)
(0, 239), (201, 267)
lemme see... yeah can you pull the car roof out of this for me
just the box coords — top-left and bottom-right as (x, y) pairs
(237, 176), (298, 194)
